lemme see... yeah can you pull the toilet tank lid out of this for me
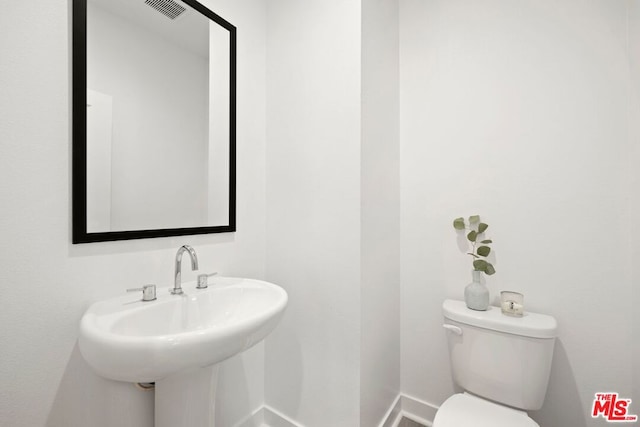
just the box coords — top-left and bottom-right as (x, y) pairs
(443, 300), (557, 339)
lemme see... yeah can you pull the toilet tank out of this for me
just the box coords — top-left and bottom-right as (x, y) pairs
(443, 299), (557, 411)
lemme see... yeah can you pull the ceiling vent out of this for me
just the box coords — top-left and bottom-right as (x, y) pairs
(144, 0), (187, 20)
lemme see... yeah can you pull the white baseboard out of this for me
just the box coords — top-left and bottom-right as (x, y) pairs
(233, 405), (303, 427)
(246, 394), (438, 427)
(263, 405), (305, 427)
(399, 394), (438, 426)
(233, 406), (265, 427)
(379, 394), (403, 427)
(381, 394), (438, 427)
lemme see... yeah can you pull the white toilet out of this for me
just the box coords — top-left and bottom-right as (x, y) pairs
(434, 299), (557, 427)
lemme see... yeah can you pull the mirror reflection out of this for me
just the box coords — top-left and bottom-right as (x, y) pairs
(74, 0), (236, 242)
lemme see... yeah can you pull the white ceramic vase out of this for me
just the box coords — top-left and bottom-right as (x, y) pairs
(464, 270), (489, 311)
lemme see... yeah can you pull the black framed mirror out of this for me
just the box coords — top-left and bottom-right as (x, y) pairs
(72, 0), (236, 243)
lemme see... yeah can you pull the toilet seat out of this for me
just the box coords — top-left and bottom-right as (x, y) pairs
(433, 393), (539, 427)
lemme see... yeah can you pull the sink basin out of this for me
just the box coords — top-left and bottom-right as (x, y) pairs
(79, 277), (287, 383)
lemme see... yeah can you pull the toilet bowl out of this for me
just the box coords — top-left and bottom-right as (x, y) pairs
(434, 300), (557, 427)
(433, 393), (539, 427)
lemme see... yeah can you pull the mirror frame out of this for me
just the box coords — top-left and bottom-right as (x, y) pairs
(72, 0), (236, 243)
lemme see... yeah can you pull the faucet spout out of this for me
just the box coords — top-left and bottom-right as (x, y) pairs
(172, 245), (199, 295)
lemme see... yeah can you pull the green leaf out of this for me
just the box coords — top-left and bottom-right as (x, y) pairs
(477, 246), (491, 257)
(469, 215), (480, 224)
(453, 217), (466, 230)
(478, 223), (488, 233)
(473, 259), (488, 271)
(485, 263), (496, 275)
(467, 230), (477, 242)
(480, 239), (493, 244)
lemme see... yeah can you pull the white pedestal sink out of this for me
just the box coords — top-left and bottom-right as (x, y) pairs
(78, 277), (287, 426)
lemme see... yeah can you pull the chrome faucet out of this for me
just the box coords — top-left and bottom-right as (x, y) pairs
(172, 245), (199, 295)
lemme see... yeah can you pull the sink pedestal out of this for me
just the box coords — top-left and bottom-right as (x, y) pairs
(155, 365), (219, 427)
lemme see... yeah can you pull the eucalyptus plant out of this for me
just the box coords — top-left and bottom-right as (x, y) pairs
(452, 215), (496, 275)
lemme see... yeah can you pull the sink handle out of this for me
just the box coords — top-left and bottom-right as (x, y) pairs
(196, 272), (218, 289)
(127, 284), (157, 302)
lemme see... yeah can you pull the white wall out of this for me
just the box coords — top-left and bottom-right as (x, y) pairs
(400, 1), (636, 426)
(4, 1), (637, 426)
(0, 0), (266, 426)
(629, 0), (640, 406)
(360, 0), (400, 425)
(264, 0), (363, 425)
(265, 0), (404, 424)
